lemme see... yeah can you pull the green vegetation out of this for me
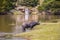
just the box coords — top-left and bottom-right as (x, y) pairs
(15, 23), (60, 40)
(38, 0), (55, 11)
(0, 0), (60, 14)
(19, 0), (39, 7)
(37, 0), (60, 14)
(0, 0), (16, 13)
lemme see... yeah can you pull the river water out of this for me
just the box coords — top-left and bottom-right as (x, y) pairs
(0, 15), (27, 40)
(0, 15), (59, 40)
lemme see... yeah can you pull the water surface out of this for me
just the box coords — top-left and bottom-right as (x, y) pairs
(0, 15), (26, 40)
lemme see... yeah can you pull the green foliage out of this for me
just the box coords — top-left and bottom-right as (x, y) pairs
(19, 0), (39, 7)
(50, 0), (60, 14)
(37, 0), (55, 11)
(38, 0), (60, 14)
(0, 0), (15, 12)
(42, 0), (55, 10)
(37, 6), (45, 12)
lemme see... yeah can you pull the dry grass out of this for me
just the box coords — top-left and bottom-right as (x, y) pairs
(14, 23), (60, 40)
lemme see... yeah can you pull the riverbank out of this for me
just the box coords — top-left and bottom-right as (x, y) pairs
(14, 22), (60, 40)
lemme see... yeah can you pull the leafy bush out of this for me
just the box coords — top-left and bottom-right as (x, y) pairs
(0, 0), (16, 13)
(19, 0), (39, 7)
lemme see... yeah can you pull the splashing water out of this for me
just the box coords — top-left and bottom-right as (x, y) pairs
(12, 8), (30, 34)
(25, 8), (29, 21)
(12, 15), (23, 34)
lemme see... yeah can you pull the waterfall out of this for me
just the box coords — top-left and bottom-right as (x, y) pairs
(12, 7), (30, 34)
(25, 8), (29, 21)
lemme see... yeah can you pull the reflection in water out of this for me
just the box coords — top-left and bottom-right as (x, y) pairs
(0, 15), (60, 33)
(12, 15), (23, 34)
(0, 15), (14, 32)
(13, 26), (23, 34)
(0, 15), (27, 40)
(0, 15), (23, 33)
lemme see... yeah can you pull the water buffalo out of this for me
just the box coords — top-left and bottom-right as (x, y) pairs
(22, 21), (40, 32)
